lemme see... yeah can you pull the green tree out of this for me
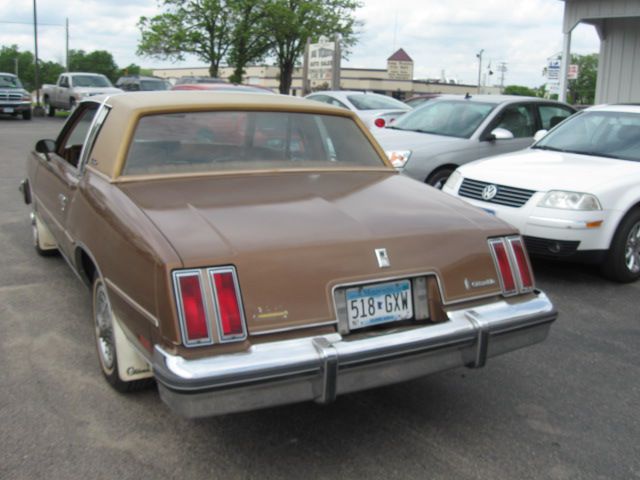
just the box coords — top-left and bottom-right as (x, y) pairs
(68, 49), (120, 82)
(567, 53), (598, 105)
(0, 44), (64, 91)
(263, 0), (361, 94)
(503, 85), (539, 97)
(137, 0), (234, 78)
(227, 0), (272, 83)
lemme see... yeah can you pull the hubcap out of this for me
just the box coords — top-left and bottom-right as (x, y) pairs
(95, 283), (115, 374)
(624, 221), (640, 273)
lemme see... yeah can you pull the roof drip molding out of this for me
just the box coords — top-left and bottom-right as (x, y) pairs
(561, 0), (640, 33)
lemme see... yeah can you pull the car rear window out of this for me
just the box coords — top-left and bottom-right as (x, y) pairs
(123, 111), (387, 175)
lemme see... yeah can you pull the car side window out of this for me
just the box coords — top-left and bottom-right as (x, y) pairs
(307, 95), (330, 104)
(60, 76), (69, 88)
(327, 97), (348, 109)
(56, 104), (99, 168)
(496, 105), (536, 138)
(538, 105), (574, 130)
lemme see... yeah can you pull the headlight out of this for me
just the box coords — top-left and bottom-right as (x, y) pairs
(538, 191), (602, 210)
(444, 170), (462, 190)
(385, 150), (411, 169)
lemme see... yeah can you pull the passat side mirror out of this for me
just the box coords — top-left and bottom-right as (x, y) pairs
(533, 129), (548, 142)
(488, 128), (514, 141)
(35, 139), (56, 161)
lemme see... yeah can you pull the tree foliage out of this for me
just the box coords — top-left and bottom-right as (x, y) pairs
(263, 0), (361, 94)
(137, 0), (361, 92)
(503, 85), (539, 97)
(0, 45), (64, 90)
(138, 0), (235, 78)
(68, 49), (120, 82)
(567, 53), (598, 105)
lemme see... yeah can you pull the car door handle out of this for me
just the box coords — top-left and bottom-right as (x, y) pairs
(58, 193), (67, 211)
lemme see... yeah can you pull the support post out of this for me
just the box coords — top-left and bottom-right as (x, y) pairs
(559, 31), (571, 103)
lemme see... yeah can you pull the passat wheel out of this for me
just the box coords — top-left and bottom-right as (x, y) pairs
(601, 209), (640, 283)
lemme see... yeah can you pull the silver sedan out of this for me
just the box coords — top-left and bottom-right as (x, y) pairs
(373, 95), (576, 188)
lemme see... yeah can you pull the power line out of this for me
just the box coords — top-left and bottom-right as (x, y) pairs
(0, 20), (63, 26)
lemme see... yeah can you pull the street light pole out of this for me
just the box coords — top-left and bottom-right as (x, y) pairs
(476, 49), (484, 94)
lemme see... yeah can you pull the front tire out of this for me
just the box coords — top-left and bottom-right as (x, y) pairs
(601, 209), (640, 283)
(426, 167), (455, 189)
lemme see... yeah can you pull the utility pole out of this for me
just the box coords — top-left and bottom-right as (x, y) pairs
(476, 49), (484, 94)
(498, 62), (507, 89)
(32, 0), (44, 114)
(65, 17), (69, 71)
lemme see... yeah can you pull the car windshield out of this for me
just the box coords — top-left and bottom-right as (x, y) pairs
(534, 110), (640, 162)
(0, 74), (23, 89)
(140, 80), (169, 91)
(347, 94), (409, 111)
(73, 75), (112, 87)
(392, 100), (496, 138)
(123, 111), (387, 175)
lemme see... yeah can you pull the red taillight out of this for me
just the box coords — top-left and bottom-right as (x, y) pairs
(489, 239), (517, 295)
(210, 269), (246, 341)
(509, 238), (534, 291)
(374, 117), (386, 128)
(175, 273), (210, 343)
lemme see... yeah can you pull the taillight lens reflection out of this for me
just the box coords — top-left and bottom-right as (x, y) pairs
(212, 271), (245, 339)
(177, 273), (209, 342)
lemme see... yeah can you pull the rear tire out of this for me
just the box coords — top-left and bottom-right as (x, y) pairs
(426, 167), (455, 189)
(601, 209), (640, 283)
(92, 276), (153, 392)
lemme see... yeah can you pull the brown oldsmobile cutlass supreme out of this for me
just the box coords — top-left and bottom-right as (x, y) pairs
(20, 92), (557, 418)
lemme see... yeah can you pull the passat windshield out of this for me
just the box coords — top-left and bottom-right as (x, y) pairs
(533, 110), (640, 162)
(391, 100), (496, 138)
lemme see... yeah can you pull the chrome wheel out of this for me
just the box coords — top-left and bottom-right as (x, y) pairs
(624, 221), (640, 273)
(94, 281), (115, 375)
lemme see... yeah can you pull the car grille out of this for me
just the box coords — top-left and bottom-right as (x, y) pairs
(458, 178), (536, 208)
(0, 92), (23, 102)
(524, 236), (580, 257)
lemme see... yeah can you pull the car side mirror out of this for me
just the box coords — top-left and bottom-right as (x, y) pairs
(35, 139), (56, 161)
(533, 129), (548, 142)
(489, 128), (514, 141)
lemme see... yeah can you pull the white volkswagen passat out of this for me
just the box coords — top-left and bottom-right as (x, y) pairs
(442, 104), (640, 282)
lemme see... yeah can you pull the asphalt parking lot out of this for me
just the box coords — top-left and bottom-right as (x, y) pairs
(1, 116), (639, 480)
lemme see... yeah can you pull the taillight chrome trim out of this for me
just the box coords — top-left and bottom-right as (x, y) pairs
(172, 269), (214, 347)
(489, 236), (535, 297)
(207, 266), (248, 343)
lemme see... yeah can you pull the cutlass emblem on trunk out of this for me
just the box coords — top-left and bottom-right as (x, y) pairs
(375, 248), (390, 268)
(464, 278), (497, 290)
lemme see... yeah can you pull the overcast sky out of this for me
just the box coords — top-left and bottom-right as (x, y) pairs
(0, 0), (600, 87)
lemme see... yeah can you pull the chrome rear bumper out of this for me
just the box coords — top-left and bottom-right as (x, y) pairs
(153, 291), (556, 418)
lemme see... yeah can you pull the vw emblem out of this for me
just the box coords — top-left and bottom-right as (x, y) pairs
(481, 184), (498, 201)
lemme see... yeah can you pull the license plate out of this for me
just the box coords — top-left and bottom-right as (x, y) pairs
(346, 280), (413, 330)
(3, 107), (14, 113)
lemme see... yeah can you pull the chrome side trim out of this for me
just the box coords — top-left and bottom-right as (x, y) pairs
(105, 278), (159, 328)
